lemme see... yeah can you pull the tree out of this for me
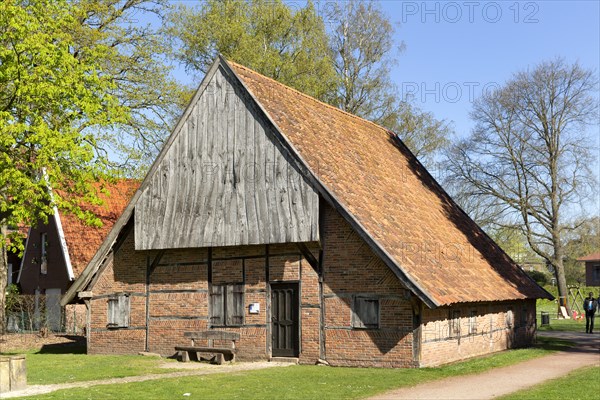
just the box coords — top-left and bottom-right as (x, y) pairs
(445, 58), (598, 310)
(0, 0), (127, 333)
(328, 0), (451, 163)
(71, 0), (186, 174)
(167, 0), (337, 100)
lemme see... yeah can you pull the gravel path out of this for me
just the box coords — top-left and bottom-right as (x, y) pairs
(369, 331), (599, 400)
(0, 361), (292, 398)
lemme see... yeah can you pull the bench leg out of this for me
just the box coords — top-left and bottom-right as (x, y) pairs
(180, 351), (189, 363)
(214, 353), (224, 365)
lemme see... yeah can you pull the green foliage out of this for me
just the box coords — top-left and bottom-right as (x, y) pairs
(168, 0), (337, 101)
(328, 0), (451, 163)
(526, 270), (549, 286)
(4, 283), (19, 311)
(0, 0), (128, 230)
(71, 0), (187, 174)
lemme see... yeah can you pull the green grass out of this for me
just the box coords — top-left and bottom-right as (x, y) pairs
(499, 366), (600, 400)
(537, 289), (595, 332)
(1, 346), (180, 385)
(26, 338), (571, 399)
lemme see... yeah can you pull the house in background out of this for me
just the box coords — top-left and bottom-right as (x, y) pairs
(15, 179), (138, 332)
(578, 252), (600, 287)
(63, 57), (552, 367)
(6, 226), (27, 286)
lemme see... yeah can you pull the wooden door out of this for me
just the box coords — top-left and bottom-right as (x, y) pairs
(271, 283), (299, 357)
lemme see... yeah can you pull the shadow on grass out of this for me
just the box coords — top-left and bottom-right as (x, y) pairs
(36, 335), (86, 354)
(534, 336), (575, 351)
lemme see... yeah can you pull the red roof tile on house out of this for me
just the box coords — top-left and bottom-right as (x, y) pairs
(578, 252), (600, 262)
(228, 60), (550, 306)
(59, 179), (139, 277)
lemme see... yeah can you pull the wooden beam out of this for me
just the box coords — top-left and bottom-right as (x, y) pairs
(296, 243), (319, 274)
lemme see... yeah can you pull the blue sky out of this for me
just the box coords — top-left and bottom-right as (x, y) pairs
(165, 1), (599, 211)
(375, 0), (600, 140)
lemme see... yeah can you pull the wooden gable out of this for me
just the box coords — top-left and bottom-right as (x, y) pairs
(134, 65), (319, 250)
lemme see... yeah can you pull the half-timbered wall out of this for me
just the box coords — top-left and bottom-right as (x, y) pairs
(134, 66), (319, 250)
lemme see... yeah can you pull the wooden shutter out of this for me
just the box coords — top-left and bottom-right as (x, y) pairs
(107, 298), (117, 326)
(210, 285), (224, 326)
(353, 296), (379, 329)
(117, 295), (130, 327)
(107, 295), (129, 328)
(226, 284), (244, 326)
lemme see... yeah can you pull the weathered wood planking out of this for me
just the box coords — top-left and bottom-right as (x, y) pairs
(134, 66), (319, 250)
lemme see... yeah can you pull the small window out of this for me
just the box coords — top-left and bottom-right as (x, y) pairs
(449, 310), (461, 337)
(506, 307), (514, 329)
(107, 294), (130, 328)
(352, 296), (379, 329)
(469, 310), (477, 335)
(40, 232), (48, 275)
(520, 308), (528, 329)
(210, 284), (244, 326)
(593, 265), (600, 281)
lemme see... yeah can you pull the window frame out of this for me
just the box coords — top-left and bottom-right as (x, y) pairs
(351, 295), (380, 330)
(449, 309), (461, 338)
(468, 309), (477, 335)
(210, 283), (245, 327)
(107, 293), (130, 329)
(40, 232), (48, 275)
(506, 307), (514, 329)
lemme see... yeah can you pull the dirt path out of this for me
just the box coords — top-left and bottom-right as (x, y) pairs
(0, 361), (292, 398)
(369, 331), (600, 400)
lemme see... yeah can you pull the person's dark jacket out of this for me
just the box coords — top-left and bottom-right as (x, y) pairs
(583, 297), (598, 314)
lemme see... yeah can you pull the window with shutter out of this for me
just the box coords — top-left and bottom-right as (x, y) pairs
(210, 284), (244, 327)
(449, 310), (461, 337)
(469, 310), (477, 335)
(352, 296), (379, 329)
(107, 294), (129, 328)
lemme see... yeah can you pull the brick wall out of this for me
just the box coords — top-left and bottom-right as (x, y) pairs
(84, 203), (539, 368)
(85, 228), (322, 362)
(321, 203), (415, 368)
(419, 299), (537, 367)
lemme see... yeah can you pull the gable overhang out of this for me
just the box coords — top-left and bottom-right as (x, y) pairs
(63, 56), (439, 308)
(62, 59), (227, 306)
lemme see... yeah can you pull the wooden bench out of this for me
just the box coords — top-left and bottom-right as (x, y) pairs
(175, 331), (240, 365)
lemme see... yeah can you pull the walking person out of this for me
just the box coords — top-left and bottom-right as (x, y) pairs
(583, 292), (598, 334)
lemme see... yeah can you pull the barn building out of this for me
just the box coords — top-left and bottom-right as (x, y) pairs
(62, 57), (552, 367)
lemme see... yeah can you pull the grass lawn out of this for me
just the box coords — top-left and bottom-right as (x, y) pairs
(25, 337), (572, 399)
(499, 366), (600, 400)
(537, 296), (593, 333)
(1, 345), (179, 385)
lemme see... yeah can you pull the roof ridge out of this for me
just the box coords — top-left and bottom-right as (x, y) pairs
(227, 61), (393, 136)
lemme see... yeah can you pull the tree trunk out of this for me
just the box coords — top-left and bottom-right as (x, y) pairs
(553, 257), (569, 315)
(0, 224), (8, 335)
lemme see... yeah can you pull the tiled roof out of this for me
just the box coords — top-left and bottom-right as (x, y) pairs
(578, 252), (600, 262)
(59, 179), (139, 277)
(229, 61), (551, 306)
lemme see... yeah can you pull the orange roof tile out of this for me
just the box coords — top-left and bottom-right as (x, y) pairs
(58, 179), (139, 277)
(228, 60), (551, 306)
(578, 252), (600, 262)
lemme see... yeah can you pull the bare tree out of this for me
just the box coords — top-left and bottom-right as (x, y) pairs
(445, 58), (599, 309)
(328, 0), (450, 163)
